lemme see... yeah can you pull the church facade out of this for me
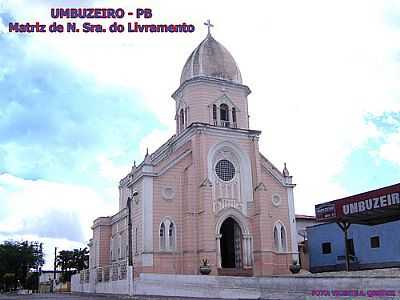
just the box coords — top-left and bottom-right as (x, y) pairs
(88, 30), (298, 277)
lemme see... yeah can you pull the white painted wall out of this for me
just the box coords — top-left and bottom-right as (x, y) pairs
(71, 267), (134, 296)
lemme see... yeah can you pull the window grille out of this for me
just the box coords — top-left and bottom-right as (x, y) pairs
(215, 159), (235, 181)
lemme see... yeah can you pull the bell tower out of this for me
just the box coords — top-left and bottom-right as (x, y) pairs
(172, 21), (251, 135)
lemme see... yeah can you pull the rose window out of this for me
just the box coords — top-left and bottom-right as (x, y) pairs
(215, 159), (235, 181)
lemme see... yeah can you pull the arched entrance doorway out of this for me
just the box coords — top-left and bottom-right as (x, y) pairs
(220, 217), (243, 269)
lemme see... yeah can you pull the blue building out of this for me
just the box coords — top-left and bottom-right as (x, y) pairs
(307, 219), (400, 273)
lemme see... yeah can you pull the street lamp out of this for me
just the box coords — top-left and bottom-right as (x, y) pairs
(127, 190), (138, 267)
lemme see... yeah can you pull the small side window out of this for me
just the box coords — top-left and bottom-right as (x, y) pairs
(370, 236), (380, 248)
(322, 242), (331, 254)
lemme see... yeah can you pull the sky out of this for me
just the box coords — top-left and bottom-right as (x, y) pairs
(0, 0), (399, 269)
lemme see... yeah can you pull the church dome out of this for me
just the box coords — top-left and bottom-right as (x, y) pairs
(180, 33), (243, 85)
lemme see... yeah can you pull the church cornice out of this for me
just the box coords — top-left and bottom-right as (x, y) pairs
(121, 122), (262, 189)
(191, 122), (261, 137)
(254, 182), (267, 192)
(110, 208), (128, 225)
(172, 76), (251, 100)
(91, 216), (112, 229)
(199, 177), (212, 188)
(126, 149), (192, 188)
(260, 154), (296, 188)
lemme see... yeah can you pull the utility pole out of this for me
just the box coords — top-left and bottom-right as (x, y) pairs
(337, 222), (351, 272)
(53, 247), (57, 292)
(127, 197), (133, 266)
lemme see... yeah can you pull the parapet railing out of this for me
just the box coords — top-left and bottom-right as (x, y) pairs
(79, 269), (90, 283)
(79, 259), (128, 284)
(213, 120), (238, 128)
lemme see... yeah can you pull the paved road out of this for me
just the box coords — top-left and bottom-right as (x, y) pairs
(2, 293), (400, 300)
(0, 294), (130, 300)
(0, 293), (305, 300)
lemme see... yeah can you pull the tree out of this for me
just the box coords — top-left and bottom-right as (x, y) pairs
(56, 247), (89, 282)
(56, 250), (74, 283)
(2, 273), (15, 292)
(0, 240), (44, 291)
(73, 248), (89, 271)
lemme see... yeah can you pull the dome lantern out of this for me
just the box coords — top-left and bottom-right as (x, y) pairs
(180, 21), (242, 85)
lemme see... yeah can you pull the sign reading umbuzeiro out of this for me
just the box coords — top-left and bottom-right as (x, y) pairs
(315, 183), (400, 224)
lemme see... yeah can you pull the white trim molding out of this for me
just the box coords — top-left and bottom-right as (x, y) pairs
(287, 186), (299, 262)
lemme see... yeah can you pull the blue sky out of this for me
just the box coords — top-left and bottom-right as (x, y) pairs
(336, 113), (399, 195)
(0, 16), (161, 186)
(0, 0), (399, 268)
(0, 3), (168, 265)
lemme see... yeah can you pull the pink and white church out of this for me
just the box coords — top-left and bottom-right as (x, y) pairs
(87, 27), (298, 279)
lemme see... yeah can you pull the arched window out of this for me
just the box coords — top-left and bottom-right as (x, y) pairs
(274, 226), (279, 251)
(180, 109), (185, 129)
(232, 107), (237, 127)
(110, 238), (114, 260)
(159, 218), (176, 251)
(169, 223), (175, 250)
(160, 222), (166, 250)
(220, 104), (229, 127)
(281, 226), (287, 252)
(273, 222), (288, 253)
(212, 104), (217, 125)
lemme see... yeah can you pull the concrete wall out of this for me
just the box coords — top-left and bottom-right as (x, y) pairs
(71, 274), (90, 294)
(71, 266), (134, 296)
(307, 220), (400, 272)
(134, 273), (400, 299)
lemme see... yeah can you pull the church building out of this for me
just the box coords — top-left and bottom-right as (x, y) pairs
(88, 25), (298, 277)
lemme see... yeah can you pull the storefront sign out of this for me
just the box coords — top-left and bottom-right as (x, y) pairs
(315, 183), (400, 222)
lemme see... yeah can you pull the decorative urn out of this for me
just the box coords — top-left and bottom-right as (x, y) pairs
(289, 259), (301, 274)
(199, 259), (212, 275)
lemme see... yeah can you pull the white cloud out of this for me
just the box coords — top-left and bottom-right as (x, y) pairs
(0, 174), (115, 235)
(139, 129), (172, 158)
(0, 18), (6, 34)
(378, 131), (400, 165)
(97, 155), (131, 182)
(3, 0), (400, 217)
(0, 173), (116, 266)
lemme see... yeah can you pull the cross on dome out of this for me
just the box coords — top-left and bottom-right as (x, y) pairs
(204, 19), (214, 36)
(180, 19), (243, 85)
